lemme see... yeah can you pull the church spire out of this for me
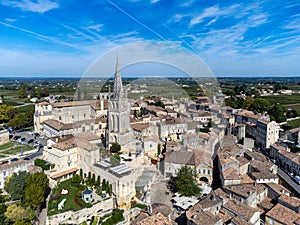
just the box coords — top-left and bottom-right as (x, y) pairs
(113, 55), (123, 98)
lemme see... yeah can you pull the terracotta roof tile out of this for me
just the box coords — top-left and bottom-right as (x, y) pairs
(266, 203), (300, 225)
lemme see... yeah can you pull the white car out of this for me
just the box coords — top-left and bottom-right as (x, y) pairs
(288, 172), (294, 177)
(33, 141), (40, 147)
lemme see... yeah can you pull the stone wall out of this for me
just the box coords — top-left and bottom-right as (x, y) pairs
(47, 198), (114, 225)
(0, 129), (9, 145)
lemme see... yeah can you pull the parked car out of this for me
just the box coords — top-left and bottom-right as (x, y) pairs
(33, 141), (40, 147)
(0, 160), (9, 165)
(27, 139), (34, 144)
(10, 158), (19, 162)
(8, 128), (14, 134)
(293, 175), (300, 184)
(288, 172), (294, 177)
(34, 132), (40, 137)
(13, 135), (21, 140)
(18, 137), (26, 143)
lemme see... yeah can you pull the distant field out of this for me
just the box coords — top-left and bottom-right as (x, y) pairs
(0, 90), (18, 97)
(261, 94), (300, 105)
(17, 104), (35, 113)
(282, 118), (300, 130)
(2, 100), (22, 106)
(286, 104), (300, 112)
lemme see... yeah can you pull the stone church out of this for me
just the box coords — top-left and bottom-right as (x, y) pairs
(35, 57), (135, 151)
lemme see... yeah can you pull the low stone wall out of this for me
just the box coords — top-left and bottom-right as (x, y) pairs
(47, 198), (114, 225)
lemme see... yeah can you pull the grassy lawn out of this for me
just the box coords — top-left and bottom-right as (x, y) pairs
(48, 179), (85, 216)
(0, 142), (14, 150)
(1, 145), (33, 155)
(0, 154), (7, 159)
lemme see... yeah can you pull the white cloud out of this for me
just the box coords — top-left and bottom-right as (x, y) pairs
(87, 24), (103, 32)
(205, 18), (217, 26)
(284, 18), (300, 32)
(189, 4), (242, 27)
(169, 14), (190, 23)
(1, 0), (59, 13)
(247, 13), (268, 27)
(4, 18), (17, 22)
(150, 0), (159, 3)
(180, 0), (195, 7)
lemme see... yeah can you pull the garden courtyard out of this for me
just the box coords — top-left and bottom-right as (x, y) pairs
(47, 178), (105, 216)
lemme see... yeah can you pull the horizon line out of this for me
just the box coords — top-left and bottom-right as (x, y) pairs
(1, 75), (300, 79)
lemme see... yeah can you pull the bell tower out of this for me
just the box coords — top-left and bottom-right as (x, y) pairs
(107, 57), (132, 146)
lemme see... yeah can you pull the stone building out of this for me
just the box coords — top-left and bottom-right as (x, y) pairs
(0, 160), (34, 189)
(0, 129), (9, 145)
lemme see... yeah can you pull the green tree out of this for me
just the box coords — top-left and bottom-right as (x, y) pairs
(18, 83), (29, 98)
(24, 172), (48, 209)
(24, 184), (45, 209)
(7, 113), (27, 129)
(71, 174), (82, 184)
(175, 166), (201, 197)
(0, 105), (11, 122)
(13, 219), (32, 225)
(102, 179), (107, 192)
(26, 172), (49, 191)
(5, 171), (29, 200)
(109, 184), (112, 196)
(243, 96), (254, 109)
(249, 98), (271, 113)
(34, 159), (50, 171)
(80, 169), (83, 179)
(287, 109), (299, 118)
(91, 173), (96, 185)
(268, 104), (287, 123)
(4, 204), (34, 222)
(106, 181), (110, 193)
(157, 143), (161, 157)
(0, 204), (8, 225)
(96, 176), (101, 186)
(110, 143), (121, 153)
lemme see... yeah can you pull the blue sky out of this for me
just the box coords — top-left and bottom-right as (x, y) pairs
(0, 0), (299, 77)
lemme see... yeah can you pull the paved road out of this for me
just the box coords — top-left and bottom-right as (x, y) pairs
(14, 103), (34, 108)
(150, 181), (173, 208)
(277, 168), (300, 195)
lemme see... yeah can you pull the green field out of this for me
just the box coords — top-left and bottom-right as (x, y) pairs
(282, 118), (300, 130)
(261, 94), (300, 105)
(285, 104), (300, 112)
(17, 104), (35, 113)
